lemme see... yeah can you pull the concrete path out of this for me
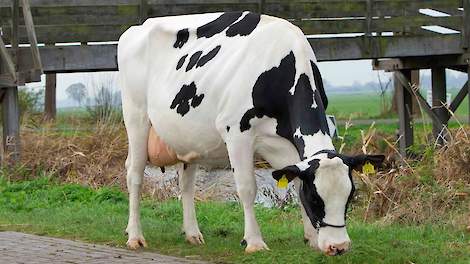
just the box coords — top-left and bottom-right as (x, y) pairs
(0, 232), (207, 264)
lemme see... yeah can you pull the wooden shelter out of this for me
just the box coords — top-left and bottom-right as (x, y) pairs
(0, 0), (469, 159)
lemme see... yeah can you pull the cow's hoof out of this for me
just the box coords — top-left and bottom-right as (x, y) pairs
(245, 241), (270, 253)
(127, 237), (147, 250)
(186, 232), (205, 245)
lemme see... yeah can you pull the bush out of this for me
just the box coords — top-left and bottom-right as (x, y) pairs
(85, 73), (122, 124)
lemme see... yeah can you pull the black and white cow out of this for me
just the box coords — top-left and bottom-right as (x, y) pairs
(118, 11), (384, 256)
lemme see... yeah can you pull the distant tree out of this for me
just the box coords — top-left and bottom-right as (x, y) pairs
(66, 83), (87, 106)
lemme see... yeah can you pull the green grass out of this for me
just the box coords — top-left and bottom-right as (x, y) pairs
(327, 92), (468, 120)
(1, 177), (469, 263)
(328, 93), (392, 120)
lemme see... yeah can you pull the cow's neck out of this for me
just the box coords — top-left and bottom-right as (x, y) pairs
(285, 82), (335, 160)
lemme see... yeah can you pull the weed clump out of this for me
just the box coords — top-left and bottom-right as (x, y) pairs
(12, 123), (128, 189)
(354, 126), (469, 226)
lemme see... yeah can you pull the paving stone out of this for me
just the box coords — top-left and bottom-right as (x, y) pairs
(0, 232), (207, 264)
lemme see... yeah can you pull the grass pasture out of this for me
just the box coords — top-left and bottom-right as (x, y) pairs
(327, 92), (468, 120)
(1, 177), (469, 264)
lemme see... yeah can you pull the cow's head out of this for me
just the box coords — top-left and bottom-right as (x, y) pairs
(272, 151), (385, 256)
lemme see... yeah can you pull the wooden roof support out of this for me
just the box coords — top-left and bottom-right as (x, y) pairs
(373, 55), (470, 71)
(463, 0), (470, 49)
(258, 0), (265, 14)
(394, 70), (413, 156)
(449, 81), (468, 113)
(0, 36), (17, 84)
(139, 0), (148, 24)
(467, 65), (470, 124)
(20, 0), (43, 77)
(431, 67), (448, 143)
(394, 70), (442, 125)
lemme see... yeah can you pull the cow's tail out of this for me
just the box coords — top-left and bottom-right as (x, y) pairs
(310, 61), (328, 110)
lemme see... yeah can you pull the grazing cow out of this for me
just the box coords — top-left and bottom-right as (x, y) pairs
(118, 11), (384, 256)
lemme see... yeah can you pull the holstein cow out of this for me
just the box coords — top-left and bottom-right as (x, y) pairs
(118, 11), (384, 256)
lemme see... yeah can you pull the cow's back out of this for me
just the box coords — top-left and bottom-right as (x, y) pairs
(118, 12), (317, 166)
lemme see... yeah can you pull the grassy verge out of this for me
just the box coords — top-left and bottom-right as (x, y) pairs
(1, 177), (468, 263)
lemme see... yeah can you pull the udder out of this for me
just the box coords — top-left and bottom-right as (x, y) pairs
(148, 126), (181, 167)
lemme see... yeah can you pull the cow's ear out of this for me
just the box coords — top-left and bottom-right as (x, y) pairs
(272, 165), (300, 183)
(347, 154), (385, 172)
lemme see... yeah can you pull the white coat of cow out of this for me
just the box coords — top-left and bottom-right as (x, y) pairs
(118, 11), (384, 256)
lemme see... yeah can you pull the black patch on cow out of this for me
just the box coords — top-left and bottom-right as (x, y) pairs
(239, 51), (330, 159)
(170, 82), (205, 116)
(191, 93), (204, 108)
(186, 51), (203, 72)
(160, 167), (166, 173)
(226, 12), (261, 37)
(197, 46), (221, 68)
(226, 126), (230, 132)
(197, 12), (243, 38)
(183, 163), (188, 170)
(297, 160), (327, 227)
(310, 61), (328, 109)
(231, 168), (235, 172)
(174, 28), (189, 48)
(176, 54), (188, 70)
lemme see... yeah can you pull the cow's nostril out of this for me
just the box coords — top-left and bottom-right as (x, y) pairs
(336, 248), (345, 255)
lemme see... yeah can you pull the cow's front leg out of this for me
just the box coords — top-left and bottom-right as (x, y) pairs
(123, 107), (150, 249)
(226, 136), (269, 253)
(179, 163), (204, 245)
(294, 178), (319, 250)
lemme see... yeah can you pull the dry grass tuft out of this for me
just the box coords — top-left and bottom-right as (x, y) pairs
(356, 126), (470, 225)
(15, 123), (128, 189)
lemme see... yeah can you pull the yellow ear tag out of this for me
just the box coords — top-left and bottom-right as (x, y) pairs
(362, 162), (375, 175)
(277, 175), (289, 189)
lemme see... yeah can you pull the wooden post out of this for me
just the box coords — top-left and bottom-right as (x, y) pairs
(258, 0), (265, 14)
(468, 65), (470, 124)
(44, 73), (56, 121)
(463, 0), (470, 49)
(394, 70), (413, 156)
(2, 86), (20, 163)
(11, 0), (19, 64)
(431, 67), (448, 143)
(139, 0), (148, 24)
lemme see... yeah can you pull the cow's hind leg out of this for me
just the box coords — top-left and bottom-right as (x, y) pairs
(179, 163), (204, 245)
(123, 101), (150, 249)
(226, 135), (269, 253)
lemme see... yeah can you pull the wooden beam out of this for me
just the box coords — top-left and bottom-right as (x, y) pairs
(395, 71), (442, 124)
(468, 65), (470, 124)
(11, 0), (19, 66)
(139, 0), (148, 24)
(431, 67), (448, 143)
(394, 70), (413, 156)
(463, 0), (470, 49)
(311, 35), (464, 62)
(0, 36), (17, 82)
(374, 54), (470, 71)
(258, 0), (265, 14)
(44, 73), (56, 121)
(13, 45), (118, 73)
(449, 81), (468, 113)
(20, 0), (43, 73)
(2, 86), (20, 163)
